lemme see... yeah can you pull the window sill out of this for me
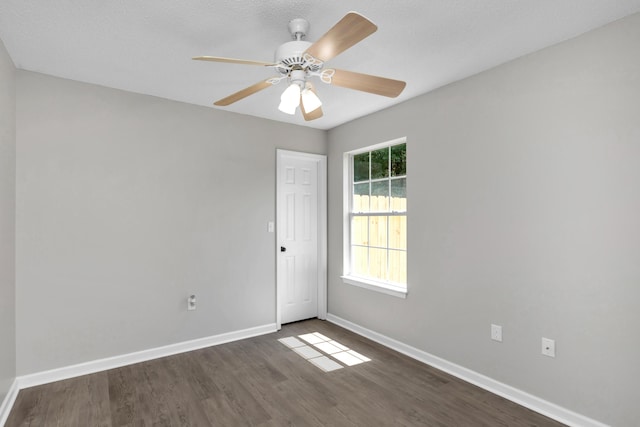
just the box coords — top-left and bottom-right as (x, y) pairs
(341, 276), (407, 299)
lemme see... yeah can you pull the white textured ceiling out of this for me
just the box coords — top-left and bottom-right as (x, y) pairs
(2, 1), (640, 130)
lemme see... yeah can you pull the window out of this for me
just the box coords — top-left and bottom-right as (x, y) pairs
(343, 138), (407, 298)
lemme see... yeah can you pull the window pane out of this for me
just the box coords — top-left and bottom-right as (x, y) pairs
(390, 178), (406, 212)
(389, 215), (406, 250)
(354, 182), (369, 196)
(370, 147), (389, 179)
(351, 216), (368, 246)
(371, 181), (389, 212)
(351, 246), (368, 277)
(369, 216), (387, 248)
(391, 143), (406, 176)
(353, 183), (369, 213)
(353, 152), (369, 182)
(388, 250), (407, 284)
(369, 248), (388, 281)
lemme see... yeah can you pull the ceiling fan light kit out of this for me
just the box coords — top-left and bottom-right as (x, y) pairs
(278, 83), (301, 115)
(194, 12), (406, 121)
(301, 85), (322, 112)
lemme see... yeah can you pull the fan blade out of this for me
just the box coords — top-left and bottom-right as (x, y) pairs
(329, 69), (406, 98)
(193, 56), (275, 66)
(304, 12), (377, 62)
(301, 103), (323, 121)
(300, 86), (324, 121)
(214, 79), (273, 106)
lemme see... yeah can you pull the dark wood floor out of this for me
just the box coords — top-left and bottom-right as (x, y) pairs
(6, 319), (565, 426)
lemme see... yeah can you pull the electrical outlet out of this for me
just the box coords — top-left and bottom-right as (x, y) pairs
(542, 337), (555, 357)
(188, 295), (196, 311)
(491, 324), (503, 342)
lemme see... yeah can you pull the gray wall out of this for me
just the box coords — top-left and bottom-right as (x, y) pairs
(327, 13), (640, 427)
(15, 71), (326, 375)
(0, 38), (16, 404)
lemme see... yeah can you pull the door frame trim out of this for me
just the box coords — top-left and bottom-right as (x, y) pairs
(276, 149), (327, 329)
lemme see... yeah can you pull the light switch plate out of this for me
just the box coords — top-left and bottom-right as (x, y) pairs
(491, 324), (503, 342)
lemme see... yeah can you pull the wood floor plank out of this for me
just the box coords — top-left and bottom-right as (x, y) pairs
(107, 366), (137, 426)
(6, 385), (46, 426)
(81, 372), (113, 427)
(5, 319), (567, 426)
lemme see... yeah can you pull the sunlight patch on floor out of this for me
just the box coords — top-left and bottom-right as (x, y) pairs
(292, 345), (322, 360)
(308, 356), (343, 372)
(278, 331), (371, 372)
(278, 336), (305, 348)
(299, 332), (330, 344)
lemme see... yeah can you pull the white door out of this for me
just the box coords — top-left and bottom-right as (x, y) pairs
(276, 150), (327, 327)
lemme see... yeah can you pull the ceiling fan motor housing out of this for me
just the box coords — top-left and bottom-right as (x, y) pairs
(274, 41), (315, 73)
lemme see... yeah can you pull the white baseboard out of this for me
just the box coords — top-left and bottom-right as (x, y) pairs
(327, 314), (608, 427)
(16, 323), (277, 390)
(0, 379), (19, 427)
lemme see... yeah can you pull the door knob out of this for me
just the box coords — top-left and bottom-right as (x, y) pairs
(280, 246), (287, 252)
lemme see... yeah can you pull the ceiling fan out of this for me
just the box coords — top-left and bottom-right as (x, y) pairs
(193, 12), (406, 121)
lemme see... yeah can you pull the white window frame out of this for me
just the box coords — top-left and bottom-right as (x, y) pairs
(342, 137), (407, 299)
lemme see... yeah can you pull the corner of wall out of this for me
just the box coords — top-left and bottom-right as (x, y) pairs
(0, 35), (17, 423)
